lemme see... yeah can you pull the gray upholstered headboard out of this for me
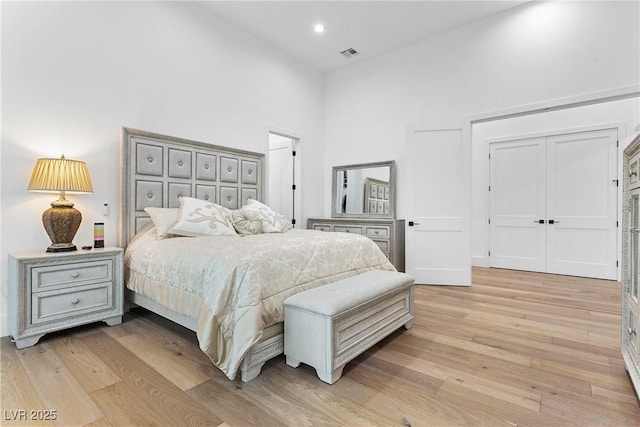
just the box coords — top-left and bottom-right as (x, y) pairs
(120, 127), (264, 247)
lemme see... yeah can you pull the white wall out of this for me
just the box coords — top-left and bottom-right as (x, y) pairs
(324, 1), (640, 219)
(0, 1), (324, 336)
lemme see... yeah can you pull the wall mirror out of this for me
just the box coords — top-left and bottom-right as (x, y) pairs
(332, 160), (395, 218)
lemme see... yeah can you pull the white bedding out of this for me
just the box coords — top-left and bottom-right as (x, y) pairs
(124, 226), (395, 379)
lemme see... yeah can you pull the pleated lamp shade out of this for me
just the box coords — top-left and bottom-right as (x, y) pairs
(28, 155), (93, 252)
(28, 155), (93, 194)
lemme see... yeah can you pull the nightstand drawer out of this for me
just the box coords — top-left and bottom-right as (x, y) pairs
(365, 226), (390, 239)
(334, 226), (363, 235)
(313, 224), (333, 232)
(32, 282), (113, 324)
(32, 260), (113, 291)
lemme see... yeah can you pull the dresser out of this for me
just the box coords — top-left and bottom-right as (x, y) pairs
(9, 247), (124, 349)
(307, 218), (405, 272)
(622, 132), (640, 399)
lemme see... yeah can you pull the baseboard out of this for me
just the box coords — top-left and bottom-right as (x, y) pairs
(472, 255), (489, 268)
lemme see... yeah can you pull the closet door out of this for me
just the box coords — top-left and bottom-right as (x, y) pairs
(489, 138), (546, 272)
(489, 128), (618, 280)
(546, 129), (618, 279)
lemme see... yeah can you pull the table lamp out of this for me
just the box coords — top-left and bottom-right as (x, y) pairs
(28, 155), (93, 252)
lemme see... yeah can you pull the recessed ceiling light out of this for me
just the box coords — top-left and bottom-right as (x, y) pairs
(314, 24), (325, 33)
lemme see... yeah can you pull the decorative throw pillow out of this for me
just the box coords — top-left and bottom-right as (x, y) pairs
(144, 207), (179, 239)
(231, 208), (263, 235)
(243, 199), (292, 233)
(168, 197), (237, 237)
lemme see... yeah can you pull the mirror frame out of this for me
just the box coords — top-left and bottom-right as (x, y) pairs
(331, 160), (395, 219)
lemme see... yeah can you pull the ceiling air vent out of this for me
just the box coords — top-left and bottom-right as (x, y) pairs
(340, 48), (359, 59)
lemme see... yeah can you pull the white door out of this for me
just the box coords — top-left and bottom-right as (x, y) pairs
(546, 129), (618, 279)
(489, 137), (546, 272)
(406, 127), (471, 286)
(489, 128), (618, 279)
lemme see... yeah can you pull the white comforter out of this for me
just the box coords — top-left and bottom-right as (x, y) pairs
(125, 227), (395, 379)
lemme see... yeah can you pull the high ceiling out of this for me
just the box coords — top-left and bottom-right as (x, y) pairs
(202, 1), (529, 73)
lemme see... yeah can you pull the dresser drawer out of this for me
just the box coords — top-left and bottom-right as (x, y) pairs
(313, 224), (333, 232)
(334, 226), (363, 235)
(32, 260), (113, 292)
(32, 282), (113, 324)
(366, 226), (390, 239)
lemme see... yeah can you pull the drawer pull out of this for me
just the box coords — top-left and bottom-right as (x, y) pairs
(71, 272), (80, 278)
(374, 230), (379, 234)
(71, 298), (80, 305)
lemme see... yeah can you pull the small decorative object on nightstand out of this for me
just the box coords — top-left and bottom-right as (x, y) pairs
(8, 247), (123, 349)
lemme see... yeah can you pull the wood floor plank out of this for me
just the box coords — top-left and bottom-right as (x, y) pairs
(541, 389), (640, 426)
(82, 417), (114, 427)
(47, 335), (121, 393)
(332, 357), (514, 427)
(435, 381), (555, 427)
(90, 380), (188, 427)
(79, 330), (224, 427)
(0, 340), (54, 427)
(407, 328), (533, 366)
(393, 331), (594, 397)
(15, 342), (104, 426)
(253, 357), (398, 427)
(116, 330), (211, 391)
(187, 378), (286, 426)
(374, 346), (543, 412)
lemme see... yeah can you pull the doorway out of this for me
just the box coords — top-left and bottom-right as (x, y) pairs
(489, 128), (618, 279)
(268, 132), (298, 226)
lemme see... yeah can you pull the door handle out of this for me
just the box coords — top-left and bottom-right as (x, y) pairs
(548, 219), (560, 224)
(534, 219), (545, 224)
(408, 221), (420, 227)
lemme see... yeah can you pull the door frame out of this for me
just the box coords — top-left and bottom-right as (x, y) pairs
(487, 125), (622, 279)
(463, 84), (638, 281)
(265, 126), (302, 227)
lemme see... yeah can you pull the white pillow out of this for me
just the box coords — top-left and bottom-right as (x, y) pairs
(231, 208), (263, 235)
(144, 207), (179, 239)
(168, 197), (237, 237)
(243, 199), (292, 233)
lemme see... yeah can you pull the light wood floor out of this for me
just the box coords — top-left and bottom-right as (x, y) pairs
(2, 267), (640, 426)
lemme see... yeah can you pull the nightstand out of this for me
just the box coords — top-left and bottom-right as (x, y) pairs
(8, 247), (124, 349)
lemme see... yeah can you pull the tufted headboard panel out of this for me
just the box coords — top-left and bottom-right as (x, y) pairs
(120, 127), (264, 247)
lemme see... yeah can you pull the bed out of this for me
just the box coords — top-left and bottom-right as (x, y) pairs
(120, 127), (395, 381)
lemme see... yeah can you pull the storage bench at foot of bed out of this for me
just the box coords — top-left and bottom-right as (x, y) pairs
(283, 270), (414, 384)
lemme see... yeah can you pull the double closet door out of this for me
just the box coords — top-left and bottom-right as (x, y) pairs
(489, 128), (618, 280)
